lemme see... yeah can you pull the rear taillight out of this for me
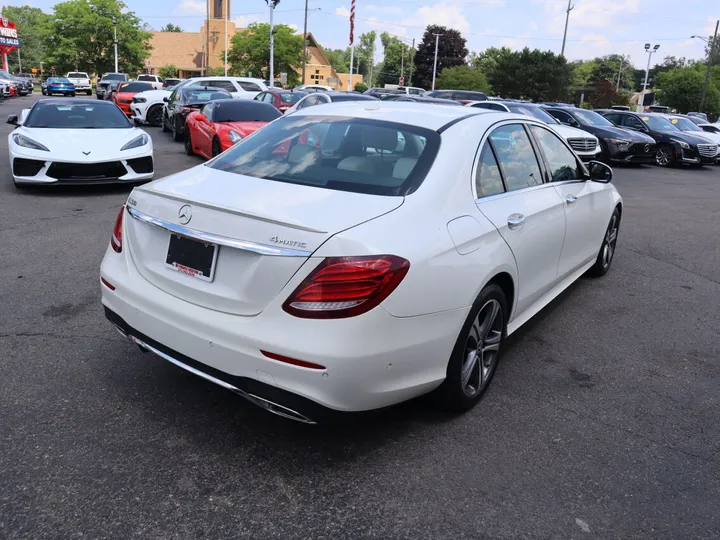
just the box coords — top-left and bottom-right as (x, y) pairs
(110, 206), (124, 253)
(282, 255), (410, 319)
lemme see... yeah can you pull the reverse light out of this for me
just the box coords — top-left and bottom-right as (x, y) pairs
(228, 130), (243, 143)
(121, 133), (149, 151)
(110, 206), (124, 253)
(282, 255), (410, 319)
(12, 133), (49, 152)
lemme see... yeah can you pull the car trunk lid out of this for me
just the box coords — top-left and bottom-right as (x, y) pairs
(124, 165), (403, 316)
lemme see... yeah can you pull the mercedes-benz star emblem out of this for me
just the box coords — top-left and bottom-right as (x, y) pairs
(178, 204), (192, 225)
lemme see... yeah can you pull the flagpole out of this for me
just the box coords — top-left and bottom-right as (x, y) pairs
(224, 0), (228, 76)
(348, 0), (355, 90)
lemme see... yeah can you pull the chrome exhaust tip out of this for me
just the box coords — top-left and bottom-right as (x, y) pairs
(243, 392), (316, 425)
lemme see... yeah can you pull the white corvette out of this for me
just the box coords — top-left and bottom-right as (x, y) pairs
(8, 99), (154, 187)
(101, 102), (622, 423)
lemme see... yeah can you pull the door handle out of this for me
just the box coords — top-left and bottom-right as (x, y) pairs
(566, 195), (578, 205)
(507, 213), (526, 230)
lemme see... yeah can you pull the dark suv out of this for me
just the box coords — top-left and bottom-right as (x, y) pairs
(597, 110), (718, 167)
(163, 86), (233, 141)
(544, 107), (656, 164)
(424, 89), (488, 104)
(96, 73), (129, 99)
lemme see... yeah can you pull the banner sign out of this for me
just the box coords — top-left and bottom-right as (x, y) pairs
(0, 18), (20, 54)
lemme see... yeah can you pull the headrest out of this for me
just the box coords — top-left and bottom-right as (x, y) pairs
(361, 126), (398, 152)
(337, 156), (374, 173)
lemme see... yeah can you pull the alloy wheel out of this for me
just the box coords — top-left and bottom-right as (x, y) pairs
(461, 299), (503, 397)
(655, 147), (672, 166)
(602, 213), (619, 269)
(147, 106), (162, 127)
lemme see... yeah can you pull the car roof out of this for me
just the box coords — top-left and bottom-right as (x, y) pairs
(38, 98), (113, 106)
(291, 100), (500, 131)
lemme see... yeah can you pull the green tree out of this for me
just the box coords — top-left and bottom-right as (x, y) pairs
(588, 54), (635, 91)
(1, 6), (51, 74)
(354, 82), (368, 92)
(414, 25), (468, 89)
(469, 47), (509, 79)
(487, 47), (572, 102)
(435, 65), (491, 93)
(160, 23), (182, 32)
(158, 64), (178, 78)
(44, 0), (152, 75)
(586, 80), (631, 109)
(570, 60), (598, 87)
(227, 22), (303, 86)
(375, 32), (412, 87)
(655, 67), (720, 116)
(323, 48), (349, 73)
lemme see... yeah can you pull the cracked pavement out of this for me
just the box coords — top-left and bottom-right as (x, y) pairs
(1, 94), (719, 539)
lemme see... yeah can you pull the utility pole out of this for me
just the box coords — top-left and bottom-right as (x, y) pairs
(301, 0), (309, 84)
(616, 55), (625, 91)
(267, 0), (280, 87)
(17, 48), (21, 73)
(408, 38), (415, 86)
(639, 43), (659, 113)
(113, 17), (119, 73)
(431, 33), (441, 91)
(560, 0), (574, 57)
(700, 20), (719, 112)
(205, 0), (210, 75)
(224, 0), (229, 76)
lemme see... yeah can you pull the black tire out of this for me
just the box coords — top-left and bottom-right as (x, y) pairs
(86, 90), (92, 95)
(655, 144), (674, 167)
(599, 141), (612, 165)
(70, 92), (76, 97)
(588, 207), (620, 277)
(172, 116), (184, 142)
(147, 105), (163, 127)
(435, 283), (507, 412)
(211, 138), (222, 157)
(162, 112), (170, 133)
(184, 130), (194, 155)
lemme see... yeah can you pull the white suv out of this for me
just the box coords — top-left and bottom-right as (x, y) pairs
(184, 77), (268, 99)
(136, 74), (164, 91)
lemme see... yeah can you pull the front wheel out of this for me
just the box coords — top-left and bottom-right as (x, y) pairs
(655, 144), (674, 167)
(211, 137), (222, 157)
(146, 105), (163, 127)
(588, 208), (620, 277)
(70, 92), (76, 97)
(184, 130), (195, 155)
(436, 284), (507, 411)
(172, 116), (184, 142)
(86, 90), (92, 95)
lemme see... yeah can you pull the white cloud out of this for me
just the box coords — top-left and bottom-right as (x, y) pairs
(335, 7), (351, 18)
(544, 0), (640, 34)
(235, 14), (264, 27)
(499, 33), (531, 49)
(174, 0), (205, 15)
(287, 23), (300, 32)
(366, 5), (404, 16)
(402, 3), (471, 35)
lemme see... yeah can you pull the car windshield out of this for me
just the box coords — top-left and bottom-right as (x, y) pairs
(643, 115), (678, 131)
(330, 94), (378, 103)
(212, 101), (282, 122)
(572, 109), (614, 127)
(182, 88), (231, 103)
(669, 117), (703, 132)
(137, 75), (156, 81)
(102, 74), (126, 81)
(209, 115), (440, 196)
(507, 105), (559, 124)
(24, 102), (132, 129)
(117, 82), (153, 93)
(67, 73), (87, 78)
(279, 92), (306, 104)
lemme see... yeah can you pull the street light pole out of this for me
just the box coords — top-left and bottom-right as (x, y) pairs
(113, 18), (119, 73)
(699, 20), (719, 112)
(560, 0), (574, 57)
(431, 33), (441, 91)
(638, 43), (659, 113)
(616, 55), (625, 91)
(302, 0), (309, 84)
(266, 0), (279, 87)
(408, 38), (415, 86)
(224, 0), (229, 76)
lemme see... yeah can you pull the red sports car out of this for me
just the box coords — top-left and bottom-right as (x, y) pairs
(112, 81), (154, 116)
(184, 99), (282, 159)
(254, 90), (308, 113)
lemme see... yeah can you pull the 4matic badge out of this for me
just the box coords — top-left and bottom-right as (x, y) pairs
(269, 236), (307, 249)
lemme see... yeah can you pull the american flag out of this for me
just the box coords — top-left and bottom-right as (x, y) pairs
(349, 0), (356, 45)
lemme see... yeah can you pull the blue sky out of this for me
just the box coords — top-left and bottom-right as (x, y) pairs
(9, 0), (719, 69)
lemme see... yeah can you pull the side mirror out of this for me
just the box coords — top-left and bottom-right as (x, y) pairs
(6, 114), (18, 125)
(163, 97), (169, 103)
(587, 160), (613, 183)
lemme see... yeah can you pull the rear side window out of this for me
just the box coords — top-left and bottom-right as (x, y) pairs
(530, 126), (581, 182)
(208, 80), (237, 93)
(475, 145), (505, 198)
(209, 116), (440, 196)
(488, 125), (542, 191)
(238, 81), (262, 91)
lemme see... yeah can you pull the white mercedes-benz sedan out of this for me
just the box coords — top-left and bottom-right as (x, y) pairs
(100, 102), (622, 423)
(8, 99), (154, 187)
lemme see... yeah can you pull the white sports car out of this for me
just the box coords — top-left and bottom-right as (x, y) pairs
(8, 99), (154, 187)
(100, 102), (622, 423)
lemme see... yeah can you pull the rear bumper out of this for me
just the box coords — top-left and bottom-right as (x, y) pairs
(99, 240), (465, 417)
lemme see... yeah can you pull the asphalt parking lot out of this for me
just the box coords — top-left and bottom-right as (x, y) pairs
(1, 93), (719, 539)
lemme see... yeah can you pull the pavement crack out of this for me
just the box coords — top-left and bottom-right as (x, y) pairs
(626, 248), (720, 285)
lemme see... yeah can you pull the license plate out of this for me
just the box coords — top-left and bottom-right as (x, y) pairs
(165, 234), (218, 282)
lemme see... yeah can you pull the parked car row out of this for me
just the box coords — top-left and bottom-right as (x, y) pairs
(0, 69), (34, 98)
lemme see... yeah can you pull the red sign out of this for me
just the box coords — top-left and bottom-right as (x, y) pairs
(398, 77), (405, 86)
(0, 18), (20, 54)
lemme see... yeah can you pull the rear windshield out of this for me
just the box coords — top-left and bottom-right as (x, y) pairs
(118, 82), (153, 93)
(67, 73), (88, 78)
(50, 78), (71, 84)
(330, 94), (378, 103)
(137, 75), (159, 82)
(24, 102), (132, 129)
(182, 88), (231, 103)
(212, 100), (282, 122)
(279, 92), (305, 104)
(102, 74), (127, 81)
(209, 116), (440, 196)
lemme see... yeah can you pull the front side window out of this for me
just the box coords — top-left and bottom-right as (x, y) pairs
(202, 103), (214, 121)
(624, 115), (646, 130)
(530, 126), (581, 182)
(488, 124), (543, 191)
(603, 113), (622, 125)
(547, 109), (575, 125)
(208, 116), (440, 196)
(475, 144), (505, 198)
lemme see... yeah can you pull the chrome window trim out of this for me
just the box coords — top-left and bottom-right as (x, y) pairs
(528, 124), (590, 180)
(474, 182), (559, 204)
(126, 206), (311, 257)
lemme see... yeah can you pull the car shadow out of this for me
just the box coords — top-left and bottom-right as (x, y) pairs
(13, 183), (142, 198)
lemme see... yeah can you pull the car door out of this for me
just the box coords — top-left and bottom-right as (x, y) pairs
(529, 124), (612, 279)
(195, 103), (215, 157)
(166, 88), (181, 123)
(474, 123), (567, 316)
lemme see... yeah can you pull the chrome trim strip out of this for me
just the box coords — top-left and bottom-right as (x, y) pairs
(127, 334), (316, 424)
(126, 206), (311, 257)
